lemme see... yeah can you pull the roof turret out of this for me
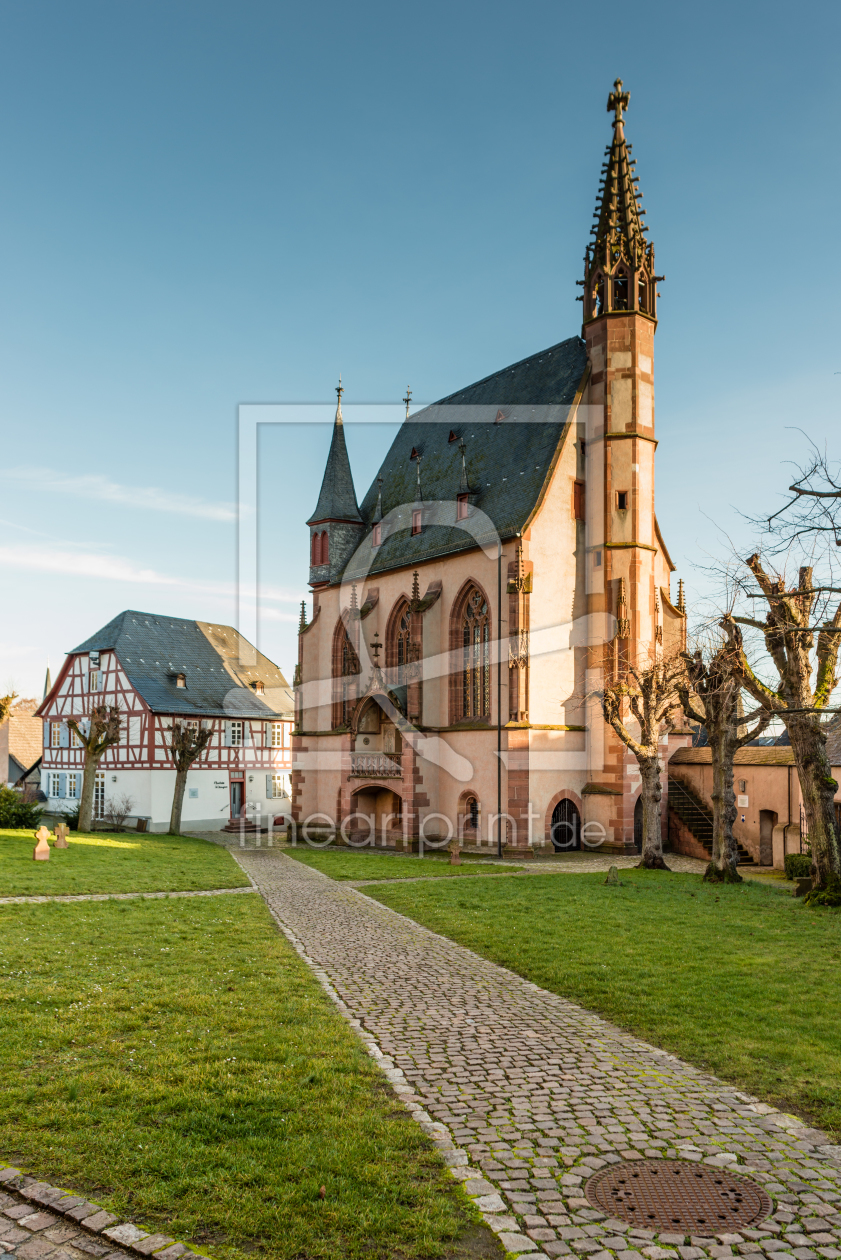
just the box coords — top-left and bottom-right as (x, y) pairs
(307, 380), (363, 525)
(580, 79), (662, 324)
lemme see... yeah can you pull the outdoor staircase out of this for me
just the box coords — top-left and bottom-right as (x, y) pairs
(667, 776), (755, 865)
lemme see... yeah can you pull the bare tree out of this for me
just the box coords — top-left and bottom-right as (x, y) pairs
(165, 720), (214, 835)
(761, 442), (841, 552)
(67, 706), (122, 832)
(600, 653), (684, 870)
(721, 556), (841, 893)
(677, 642), (770, 883)
(103, 792), (135, 830)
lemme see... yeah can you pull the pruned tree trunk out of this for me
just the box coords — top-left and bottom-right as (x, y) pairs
(639, 757), (668, 870)
(165, 721), (214, 835)
(786, 714), (840, 889)
(600, 651), (685, 872)
(678, 645), (769, 884)
(708, 725), (741, 883)
(78, 746), (99, 833)
(170, 765), (190, 836)
(68, 706), (122, 833)
(722, 556), (841, 894)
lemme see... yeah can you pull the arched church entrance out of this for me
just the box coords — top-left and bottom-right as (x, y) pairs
(348, 786), (402, 846)
(550, 799), (580, 851)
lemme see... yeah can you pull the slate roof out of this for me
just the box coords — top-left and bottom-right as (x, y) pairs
(308, 401), (363, 525)
(63, 611), (294, 719)
(341, 335), (588, 581)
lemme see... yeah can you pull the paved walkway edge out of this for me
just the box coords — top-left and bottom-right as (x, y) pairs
(0, 1163), (211, 1260)
(0, 887), (255, 906)
(234, 851), (841, 1260)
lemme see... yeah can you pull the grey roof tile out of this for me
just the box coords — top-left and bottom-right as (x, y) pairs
(69, 611), (293, 719)
(337, 335), (587, 581)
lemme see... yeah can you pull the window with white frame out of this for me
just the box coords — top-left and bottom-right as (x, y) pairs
(270, 722), (283, 748)
(229, 721), (243, 747)
(67, 773), (78, 799)
(270, 774), (289, 798)
(89, 670), (100, 692)
(51, 723), (62, 748)
(49, 772), (62, 797)
(94, 772), (105, 818)
(71, 726), (83, 748)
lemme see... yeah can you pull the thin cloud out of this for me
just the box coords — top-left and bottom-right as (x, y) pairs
(0, 543), (304, 607)
(7, 467), (237, 522)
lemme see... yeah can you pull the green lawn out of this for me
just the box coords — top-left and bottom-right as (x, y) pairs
(286, 847), (522, 880)
(0, 829), (250, 896)
(366, 868), (841, 1139)
(0, 894), (485, 1260)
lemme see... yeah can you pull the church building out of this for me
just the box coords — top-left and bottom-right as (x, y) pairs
(292, 81), (688, 855)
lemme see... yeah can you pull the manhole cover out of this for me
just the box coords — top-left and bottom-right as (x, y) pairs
(585, 1160), (771, 1232)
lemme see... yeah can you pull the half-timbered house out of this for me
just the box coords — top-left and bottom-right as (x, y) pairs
(36, 611), (294, 832)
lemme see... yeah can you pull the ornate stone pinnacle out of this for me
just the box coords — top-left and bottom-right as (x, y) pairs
(607, 78), (630, 126)
(298, 600), (307, 633)
(677, 579), (686, 614)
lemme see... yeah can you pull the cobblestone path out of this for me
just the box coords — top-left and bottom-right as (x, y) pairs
(238, 851), (841, 1260)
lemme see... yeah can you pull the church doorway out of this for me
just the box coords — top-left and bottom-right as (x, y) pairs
(551, 799), (580, 851)
(634, 796), (643, 853)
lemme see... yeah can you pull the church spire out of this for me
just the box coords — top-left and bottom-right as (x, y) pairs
(307, 378), (363, 525)
(580, 79), (661, 324)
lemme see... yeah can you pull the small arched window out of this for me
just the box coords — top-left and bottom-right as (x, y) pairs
(321, 531), (329, 564)
(311, 532), (321, 566)
(613, 271), (629, 311)
(460, 587), (491, 719)
(638, 276), (648, 313)
(594, 274), (605, 317)
(396, 605), (411, 682)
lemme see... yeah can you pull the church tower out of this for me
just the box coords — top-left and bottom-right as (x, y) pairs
(307, 381), (364, 589)
(582, 80), (667, 846)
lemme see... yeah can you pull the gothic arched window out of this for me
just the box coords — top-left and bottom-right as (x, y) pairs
(638, 276), (648, 313)
(311, 532), (320, 566)
(332, 619), (360, 729)
(456, 586), (491, 720)
(321, 531), (329, 565)
(613, 270), (629, 311)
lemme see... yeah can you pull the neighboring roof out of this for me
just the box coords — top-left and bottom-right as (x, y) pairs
(343, 335), (588, 579)
(62, 611), (294, 719)
(308, 395), (363, 525)
(826, 713), (841, 765)
(671, 747), (798, 767)
(3, 699), (43, 773)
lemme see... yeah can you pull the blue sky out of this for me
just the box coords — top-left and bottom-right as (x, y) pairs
(2, 0), (840, 696)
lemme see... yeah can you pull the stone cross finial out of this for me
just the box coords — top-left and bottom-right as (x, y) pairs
(607, 78), (630, 125)
(403, 386), (412, 420)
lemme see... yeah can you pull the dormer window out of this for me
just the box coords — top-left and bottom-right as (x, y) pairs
(411, 510), (422, 536)
(251, 680), (265, 694)
(174, 672), (186, 688)
(372, 523), (381, 548)
(456, 494), (468, 521)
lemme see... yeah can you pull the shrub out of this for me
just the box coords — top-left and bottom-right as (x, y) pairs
(804, 875), (841, 908)
(56, 803), (81, 831)
(784, 853), (813, 880)
(0, 786), (43, 829)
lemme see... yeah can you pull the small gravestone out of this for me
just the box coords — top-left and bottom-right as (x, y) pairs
(54, 823), (69, 849)
(449, 836), (461, 866)
(604, 864), (621, 885)
(33, 826), (52, 861)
